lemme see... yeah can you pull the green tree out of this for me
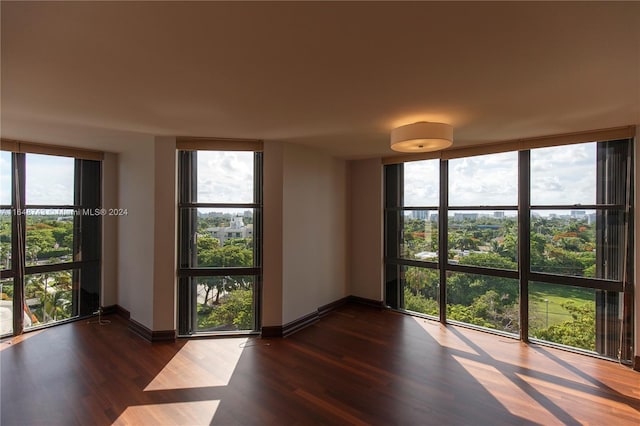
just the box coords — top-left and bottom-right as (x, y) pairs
(404, 289), (438, 316)
(404, 267), (439, 300)
(197, 235), (220, 253)
(531, 301), (595, 351)
(201, 245), (252, 268)
(25, 272), (73, 324)
(199, 288), (253, 330)
(459, 252), (517, 270)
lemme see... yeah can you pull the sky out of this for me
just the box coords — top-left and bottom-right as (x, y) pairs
(1, 152), (75, 206)
(1, 143), (598, 211)
(0, 151), (10, 205)
(1, 150), (256, 214)
(404, 142), (597, 209)
(196, 151), (254, 204)
(530, 143), (596, 205)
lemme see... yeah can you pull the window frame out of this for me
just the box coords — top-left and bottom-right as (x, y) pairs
(384, 137), (634, 361)
(176, 149), (263, 336)
(0, 149), (102, 337)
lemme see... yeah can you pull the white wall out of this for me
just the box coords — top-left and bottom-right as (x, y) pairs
(263, 141), (349, 326)
(101, 152), (119, 307)
(152, 137), (177, 331)
(281, 143), (348, 324)
(117, 136), (177, 332)
(348, 158), (383, 301)
(262, 141), (284, 327)
(117, 138), (156, 329)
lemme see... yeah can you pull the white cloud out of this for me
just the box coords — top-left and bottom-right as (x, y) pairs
(449, 151), (518, 206)
(25, 154), (75, 205)
(531, 143), (596, 205)
(0, 151), (11, 205)
(402, 143), (597, 210)
(404, 159), (439, 206)
(197, 151), (254, 204)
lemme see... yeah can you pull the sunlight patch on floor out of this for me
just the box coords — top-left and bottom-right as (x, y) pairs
(527, 347), (606, 387)
(515, 372), (640, 422)
(144, 337), (248, 391)
(113, 400), (219, 426)
(411, 317), (479, 356)
(452, 355), (564, 425)
(0, 329), (43, 352)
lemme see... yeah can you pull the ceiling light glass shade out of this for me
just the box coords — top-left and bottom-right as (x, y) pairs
(390, 122), (453, 152)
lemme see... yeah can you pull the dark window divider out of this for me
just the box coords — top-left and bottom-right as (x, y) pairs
(179, 202), (261, 209)
(438, 159), (448, 323)
(178, 267), (261, 277)
(384, 139), (633, 357)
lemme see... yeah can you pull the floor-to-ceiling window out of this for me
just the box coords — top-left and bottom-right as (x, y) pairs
(177, 142), (262, 335)
(0, 144), (102, 337)
(385, 132), (634, 361)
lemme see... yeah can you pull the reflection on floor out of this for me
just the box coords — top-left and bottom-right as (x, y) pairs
(1, 303), (638, 425)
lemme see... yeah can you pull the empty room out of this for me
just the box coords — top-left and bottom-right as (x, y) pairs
(1, 1), (639, 425)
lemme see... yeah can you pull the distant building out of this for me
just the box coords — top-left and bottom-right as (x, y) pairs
(571, 210), (587, 219)
(207, 215), (253, 246)
(493, 211), (505, 218)
(453, 213), (478, 221)
(412, 210), (428, 220)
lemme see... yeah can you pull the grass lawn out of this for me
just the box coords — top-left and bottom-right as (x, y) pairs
(529, 282), (594, 328)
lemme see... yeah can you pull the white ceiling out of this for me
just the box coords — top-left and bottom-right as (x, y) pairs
(2, 1), (639, 158)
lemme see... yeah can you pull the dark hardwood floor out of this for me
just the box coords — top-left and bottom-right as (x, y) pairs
(1, 303), (639, 425)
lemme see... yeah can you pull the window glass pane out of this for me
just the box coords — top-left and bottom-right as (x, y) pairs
(449, 151), (518, 206)
(182, 208), (255, 268)
(24, 270), (75, 328)
(403, 159), (439, 206)
(0, 151), (11, 205)
(401, 210), (438, 263)
(1, 210), (11, 270)
(0, 278), (13, 335)
(195, 275), (254, 331)
(25, 154), (75, 205)
(402, 266), (439, 317)
(528, 282), (599, 352)
(530, 143), (596, 206)
(448, 210), (517, 270)
(446, 272), (519, 335)
(529, 209), (621, 278)
(25, 209), (74, 267)
(196, 151), (254, 203)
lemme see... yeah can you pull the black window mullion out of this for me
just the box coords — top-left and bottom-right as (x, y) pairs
(253, 152), (263, 331)
(595, 140), (629, 357)
(177, 151), (194, 335)
(383, 164), (401, 309)
(178, 267), (261, 277)
(439, 159), (448, 324)
(76, 159), (101, 317)
(12, 153), (26, 335)
(446, 205), (518, 211)
(446, 263), (519, 280)
(518, 150), (531, 342)
(621, 140), (634, 362)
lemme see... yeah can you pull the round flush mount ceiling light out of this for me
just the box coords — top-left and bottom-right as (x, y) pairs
(390, 122), (453, 152)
